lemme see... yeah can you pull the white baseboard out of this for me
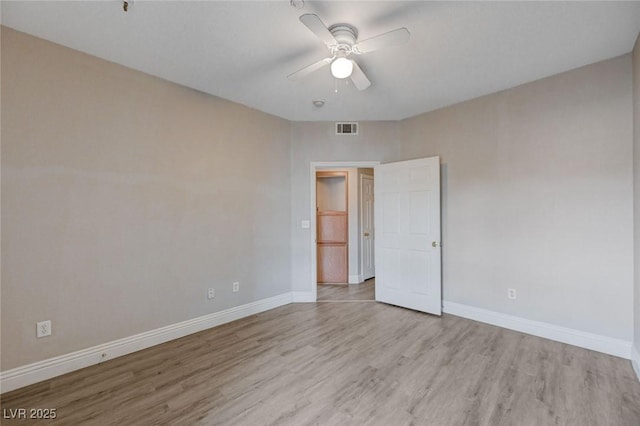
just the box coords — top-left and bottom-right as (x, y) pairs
(632, 345), (640, 381)
(443, 301), (632, 360)
(0, 293), (293, 394)
(348, 274), (363, 284)
(4, 295), (633, 393)
(292, 291), (316, 303)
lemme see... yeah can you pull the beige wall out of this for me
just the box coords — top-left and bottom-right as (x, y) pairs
(633, 33), (640, 356)
(1, 27), (292, 370)
(400, 55), (634, 340)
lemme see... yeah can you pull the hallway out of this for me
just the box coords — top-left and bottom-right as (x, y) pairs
(317, 279), (375, 301)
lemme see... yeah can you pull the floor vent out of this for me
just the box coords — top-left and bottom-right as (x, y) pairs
(336, 122), (359, 135)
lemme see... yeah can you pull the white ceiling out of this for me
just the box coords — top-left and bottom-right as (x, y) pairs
(2, 1), (640, 121)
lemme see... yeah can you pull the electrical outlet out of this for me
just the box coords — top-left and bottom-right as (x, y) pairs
(507, 288), (517, 300)
(207, 288), (215, 299)
(233, 282), (240, 293)
(37, 320), (51, 338)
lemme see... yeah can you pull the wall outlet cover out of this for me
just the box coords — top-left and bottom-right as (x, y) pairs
(37, 320), (51, 338)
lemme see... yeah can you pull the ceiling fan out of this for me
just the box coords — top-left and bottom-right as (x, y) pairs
(287, 14), (410, 91)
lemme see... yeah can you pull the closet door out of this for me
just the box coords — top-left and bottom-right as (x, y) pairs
(317, 211), (347, 283)
(316, 172), (348, 283)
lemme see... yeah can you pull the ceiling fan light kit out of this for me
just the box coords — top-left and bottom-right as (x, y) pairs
(331, 55), (353, 79)
(288, 13), (410, 91)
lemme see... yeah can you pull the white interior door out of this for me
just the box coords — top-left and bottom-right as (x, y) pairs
(361, 175), (375, 280)
(374, 156), (441, 315)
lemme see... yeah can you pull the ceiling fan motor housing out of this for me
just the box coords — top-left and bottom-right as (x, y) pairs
(328, 24), (358, 54)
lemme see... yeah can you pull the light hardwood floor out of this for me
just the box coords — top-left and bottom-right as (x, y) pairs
(2, 302), (640, 425)
(317, 279), (375, 301)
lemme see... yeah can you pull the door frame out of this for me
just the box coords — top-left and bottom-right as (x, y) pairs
(310, 161), (380, 301)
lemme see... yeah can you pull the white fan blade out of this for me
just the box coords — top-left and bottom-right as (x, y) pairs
(287, 57), (332, 81)
(354, 27), (410, 54)
(299, 14), (337, 47)
(350, 61), (371, 91)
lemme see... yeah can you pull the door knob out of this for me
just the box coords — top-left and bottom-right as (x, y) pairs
(432, 241), (440, 248)
(364, 232), (370, 236)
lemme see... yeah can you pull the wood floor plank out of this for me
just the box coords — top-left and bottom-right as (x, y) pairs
(317, 279), (375, 301)
(2, 302), (639, 425)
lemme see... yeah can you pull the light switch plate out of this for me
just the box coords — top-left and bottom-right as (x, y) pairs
(301, 220), (310, 229)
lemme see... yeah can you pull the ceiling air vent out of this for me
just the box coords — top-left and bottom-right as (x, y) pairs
(336, 122), (359, 135)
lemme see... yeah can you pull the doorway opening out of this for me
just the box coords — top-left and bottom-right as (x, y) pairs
(310, 161), (379, 302)
(309, 157), (442, 315)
